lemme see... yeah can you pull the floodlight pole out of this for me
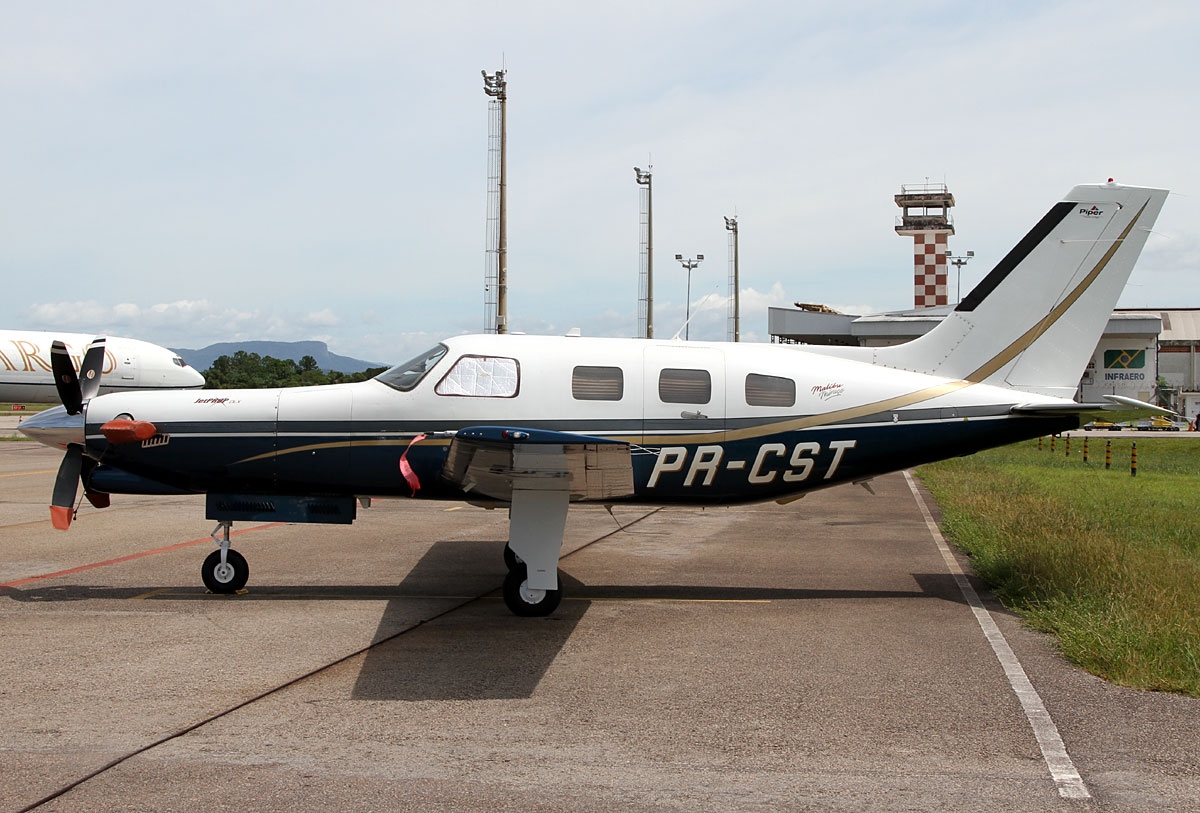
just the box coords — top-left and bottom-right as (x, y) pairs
(725, 216), (739, 342)
(675, 254), (704, 340)
(635, 166), (654, 338)
(483, 69), (508, 333)
(948, 249), (974, 304)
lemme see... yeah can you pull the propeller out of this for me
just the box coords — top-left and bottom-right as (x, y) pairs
(51, 337), (106, 415)
(46, 338), (111, 529)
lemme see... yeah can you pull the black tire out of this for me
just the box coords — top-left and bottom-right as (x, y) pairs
(502, 566), (562, 617)
(202, 548), (249, 593)
(503, 543), (523, 571)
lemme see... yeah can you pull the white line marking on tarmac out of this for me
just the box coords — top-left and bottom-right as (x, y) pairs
(903, 470), (1090, 800)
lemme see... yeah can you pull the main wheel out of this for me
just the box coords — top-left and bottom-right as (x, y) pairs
(502, 566), (562, 617)
(503, 543), (523, 571)
(202, 548), (249, 593)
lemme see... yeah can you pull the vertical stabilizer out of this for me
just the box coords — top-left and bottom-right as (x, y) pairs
(860, 183), (1167, 398)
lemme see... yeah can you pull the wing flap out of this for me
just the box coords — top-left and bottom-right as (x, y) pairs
(441, 426), (634, 502)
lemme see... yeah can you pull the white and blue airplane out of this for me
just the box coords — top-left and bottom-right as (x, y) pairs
(19, 181), (1170, 616)
(0, 330), (204, 403)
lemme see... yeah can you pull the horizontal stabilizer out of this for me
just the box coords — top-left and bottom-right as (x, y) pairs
(1011, 395), (1174, 424)
(442, 426), (634, 502)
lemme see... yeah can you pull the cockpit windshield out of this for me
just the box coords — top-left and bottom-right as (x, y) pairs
(375, 344), (449, 392)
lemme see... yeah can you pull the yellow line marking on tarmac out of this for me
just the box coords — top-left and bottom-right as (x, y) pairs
(129, 591), (771, 604)
(0, 469), (56, 478)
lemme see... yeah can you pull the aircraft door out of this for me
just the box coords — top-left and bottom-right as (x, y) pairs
(642, 345), (726, 446)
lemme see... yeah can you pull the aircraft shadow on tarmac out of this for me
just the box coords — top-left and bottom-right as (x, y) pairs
(2, 533), (978, 702)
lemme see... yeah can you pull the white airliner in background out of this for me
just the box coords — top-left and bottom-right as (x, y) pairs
(0, 330), (204, 403)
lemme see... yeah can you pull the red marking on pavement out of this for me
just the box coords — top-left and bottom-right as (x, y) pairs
(0, 523), (284, 589)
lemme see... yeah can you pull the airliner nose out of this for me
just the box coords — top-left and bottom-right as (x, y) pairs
(17, 406), (84, 450)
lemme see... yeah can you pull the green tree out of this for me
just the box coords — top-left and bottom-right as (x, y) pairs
(202, 354), (382, 389)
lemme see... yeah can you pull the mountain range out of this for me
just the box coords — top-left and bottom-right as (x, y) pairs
(173, 341), (387, 374)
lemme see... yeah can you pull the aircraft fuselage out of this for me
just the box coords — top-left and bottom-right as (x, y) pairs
(77, 334), (1075, 505)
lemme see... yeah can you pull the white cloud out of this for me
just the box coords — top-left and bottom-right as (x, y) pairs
(302, 308), (340, 327)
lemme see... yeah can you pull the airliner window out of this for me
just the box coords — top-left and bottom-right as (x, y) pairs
(659, 368), (711, 404)
(435, 355), (520, 398)
(375, 344), (448, 392)
(572, 366), (623, 401)
(745, 373), (795, 407)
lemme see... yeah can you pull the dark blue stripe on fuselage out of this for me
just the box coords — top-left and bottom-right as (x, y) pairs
(85, 413), (1077, 504)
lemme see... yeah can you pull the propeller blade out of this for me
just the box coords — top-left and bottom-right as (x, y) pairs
(78, 337), (107, 404)
(50, 341), (82, 415)
(81, 457), (110, 509)
(51, 444), (83, 530)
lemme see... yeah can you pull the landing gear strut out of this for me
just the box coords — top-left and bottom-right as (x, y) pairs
(202, 520), (249, 593)
(500, 488), (569, 617)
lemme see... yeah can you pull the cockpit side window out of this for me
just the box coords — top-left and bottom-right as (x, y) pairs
(435, 355), (520, 398)
(375, 344), (449, 392)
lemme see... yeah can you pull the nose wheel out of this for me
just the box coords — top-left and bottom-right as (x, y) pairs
(202, 520), (249, 593)
(202, 548), (249, 593)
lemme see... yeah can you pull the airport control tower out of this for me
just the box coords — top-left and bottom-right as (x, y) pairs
(895, 183), (955, 308)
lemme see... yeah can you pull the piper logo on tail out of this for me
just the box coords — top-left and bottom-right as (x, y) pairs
(1079, 205), (1105, 217)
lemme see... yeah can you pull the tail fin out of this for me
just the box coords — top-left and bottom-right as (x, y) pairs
(859, 182), (1167, 398)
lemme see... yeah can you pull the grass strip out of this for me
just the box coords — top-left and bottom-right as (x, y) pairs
(918, 436), (1200, 696)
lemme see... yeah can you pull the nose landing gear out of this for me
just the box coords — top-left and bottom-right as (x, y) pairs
(202, 520), (249, 593)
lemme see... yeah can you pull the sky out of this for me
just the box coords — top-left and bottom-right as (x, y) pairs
(2, 1), (1198, 366)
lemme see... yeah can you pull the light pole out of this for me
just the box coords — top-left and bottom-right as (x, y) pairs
(725, 216), (739, 342)
(482, 69), (508, 333)
(635, 166), (653, 338)
(948, 250), (974, 303)
(674, 254), (704, 340)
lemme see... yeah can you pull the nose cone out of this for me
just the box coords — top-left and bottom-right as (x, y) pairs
(17, 406), (84, 450)
(183, 365), (206, 388)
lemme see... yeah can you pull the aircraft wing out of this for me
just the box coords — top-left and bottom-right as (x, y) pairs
(441, 426), (634, 502)
(1010, 394), (1175, 422)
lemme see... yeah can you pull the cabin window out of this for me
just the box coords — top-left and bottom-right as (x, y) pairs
(572, 366), (624, 401)
(659, 368), (711, 404)
(435, 355), (520, 398)
(745, 373), (796, 407)
(375, 344), (448, 392)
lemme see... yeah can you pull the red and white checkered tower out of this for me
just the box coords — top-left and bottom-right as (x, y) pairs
(895, 183), (955, 308)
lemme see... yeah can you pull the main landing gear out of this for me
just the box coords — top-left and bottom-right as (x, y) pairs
(502, 544), (562, 617)
(202, 520), (249, 593)
(500, 488), (569, 617)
